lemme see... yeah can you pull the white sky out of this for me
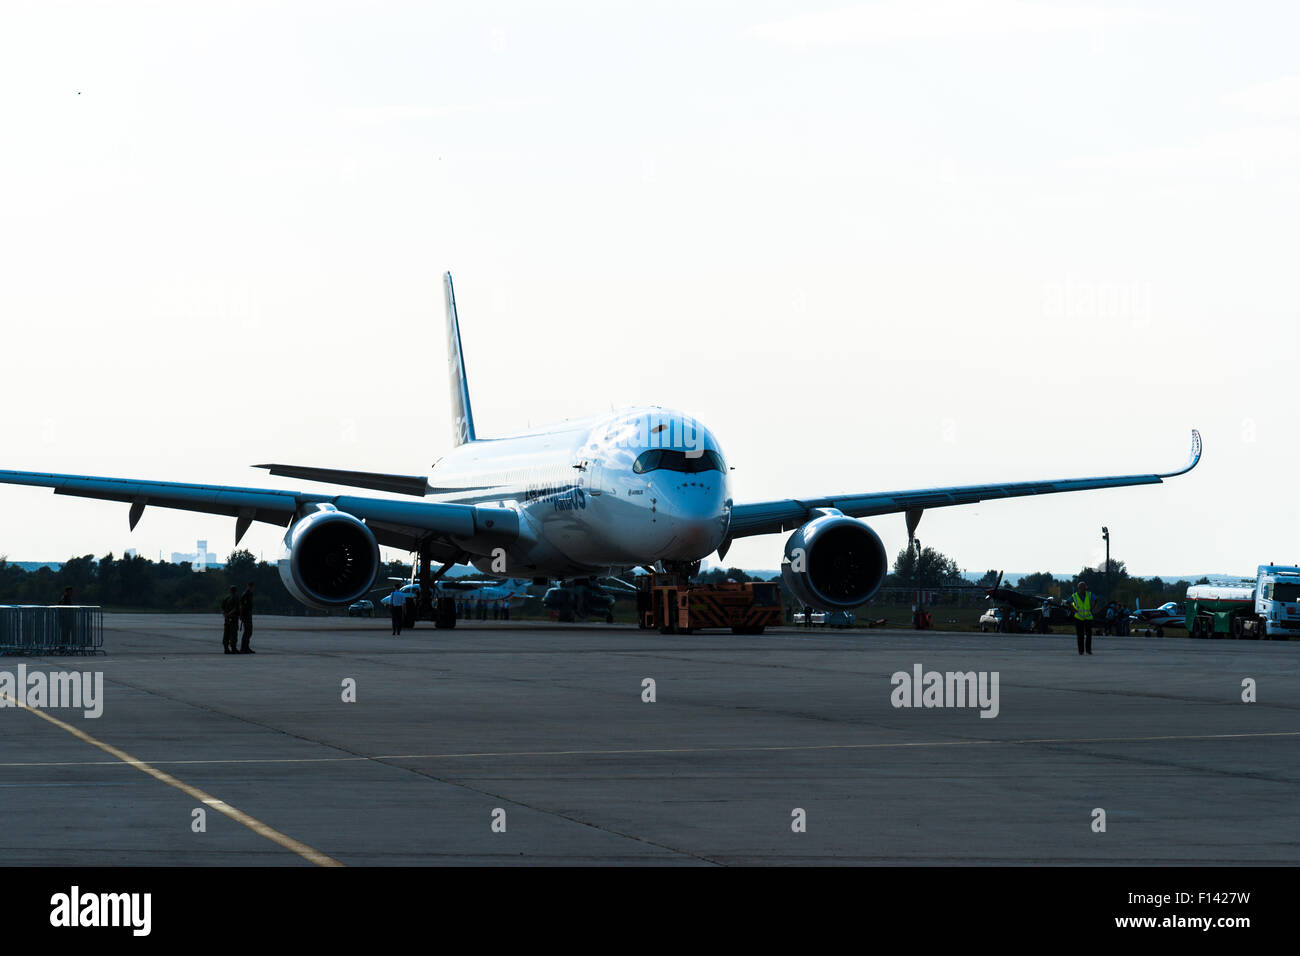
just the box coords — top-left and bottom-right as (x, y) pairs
(1, 0), (1296, 577)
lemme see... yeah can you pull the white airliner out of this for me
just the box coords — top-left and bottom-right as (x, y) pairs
(0, 273), (1201, 622)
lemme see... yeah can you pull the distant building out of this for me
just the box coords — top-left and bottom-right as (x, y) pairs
(170, 539), (221, 572)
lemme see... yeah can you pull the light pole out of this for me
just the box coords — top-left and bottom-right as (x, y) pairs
(1102, 526), (1110, 606)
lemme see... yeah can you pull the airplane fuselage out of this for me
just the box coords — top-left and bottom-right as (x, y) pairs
(424, 406), (732, 578)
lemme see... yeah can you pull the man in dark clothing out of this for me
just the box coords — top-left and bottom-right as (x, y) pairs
(58, 586), (75, 646)
(390, 587), (407, 636)
(221, 586), (239, 654)
(238, 582), (255, 654)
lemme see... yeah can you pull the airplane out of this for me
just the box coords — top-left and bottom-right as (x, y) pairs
(1130, 600), (1185, 636)
(983, 571), (1044, 611)
(542, 576), (638, 623)
(378, 577), (530, 610)
(0, 273), (1203, 628)
(980, 572), (1071, 633)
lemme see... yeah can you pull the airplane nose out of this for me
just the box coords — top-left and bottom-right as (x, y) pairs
(658, 481), (727, 558)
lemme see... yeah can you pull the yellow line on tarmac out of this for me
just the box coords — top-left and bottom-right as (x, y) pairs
(2, 693), (342, 867)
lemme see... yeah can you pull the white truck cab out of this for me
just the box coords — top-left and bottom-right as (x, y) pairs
(1256, 565), (1300, 638)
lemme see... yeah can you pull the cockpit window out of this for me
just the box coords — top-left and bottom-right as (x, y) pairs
(633, 449), (725, 474)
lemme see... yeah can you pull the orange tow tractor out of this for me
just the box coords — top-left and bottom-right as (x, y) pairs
(637, 573), (782, 635)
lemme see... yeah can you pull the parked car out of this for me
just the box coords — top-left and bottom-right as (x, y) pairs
(979, 608), (1004, 632)
(348, 599), (375, 617)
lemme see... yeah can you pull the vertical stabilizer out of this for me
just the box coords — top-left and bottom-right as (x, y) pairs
(444, 272), (477, 445)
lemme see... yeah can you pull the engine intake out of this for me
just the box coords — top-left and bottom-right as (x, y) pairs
(278, 507), (380, 608)
(781, 512), (888, 610)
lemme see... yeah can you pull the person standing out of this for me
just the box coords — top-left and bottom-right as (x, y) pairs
(58, 586), (75, 647)
(1071, 581), (1095, 655)
(221, 586), (239, 654)
(238, 582), (255, 654)
(390, 587), (407, 636)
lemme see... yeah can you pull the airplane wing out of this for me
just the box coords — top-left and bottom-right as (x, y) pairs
(0, 469), (517, 557)
(724, 429), (1201, 548)
(252, 464), (430, 497)
(438, 578), (506, 591)
(984, 587), (1052, 612)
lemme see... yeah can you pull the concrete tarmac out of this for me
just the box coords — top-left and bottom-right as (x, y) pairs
(1, 614), (1296, 865)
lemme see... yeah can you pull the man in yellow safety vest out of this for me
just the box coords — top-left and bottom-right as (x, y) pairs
(1071, 580), (1095, 655)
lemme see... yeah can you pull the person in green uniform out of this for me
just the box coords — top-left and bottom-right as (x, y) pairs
(1071, 580), (1095, 655)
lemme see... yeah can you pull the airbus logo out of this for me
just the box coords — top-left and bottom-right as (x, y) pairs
(553, 488), (586, 512)
(522, 483), (586, 511)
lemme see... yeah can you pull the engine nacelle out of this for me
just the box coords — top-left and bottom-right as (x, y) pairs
(278, 506), (380, 609)
(781, 511), (888, 610)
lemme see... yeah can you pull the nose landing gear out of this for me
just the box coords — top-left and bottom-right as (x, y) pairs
(657, 559), (701, 580)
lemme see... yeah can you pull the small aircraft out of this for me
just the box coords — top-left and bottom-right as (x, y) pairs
(378, 577), (530, 608)
(542, 577), (637, 623)
(981, 572), (1071, 633)
(1130, 600), (1185, 636)
(369, 576), (531, 628)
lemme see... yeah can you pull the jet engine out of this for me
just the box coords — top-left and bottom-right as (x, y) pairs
(278, 506), (380, 608)
(780, 511), (888, 610)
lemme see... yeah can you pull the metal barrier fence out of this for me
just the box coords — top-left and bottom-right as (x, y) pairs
(871, 587), (999, 608)
(0, 606), (104, 655)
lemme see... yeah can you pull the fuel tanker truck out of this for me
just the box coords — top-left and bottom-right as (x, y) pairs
(1185, 565), (1300, 639)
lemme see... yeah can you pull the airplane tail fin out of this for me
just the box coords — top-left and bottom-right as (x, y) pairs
(444, 272), (477, 445)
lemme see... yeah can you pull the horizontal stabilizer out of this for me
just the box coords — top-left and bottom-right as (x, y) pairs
(253, 464), (429, 497)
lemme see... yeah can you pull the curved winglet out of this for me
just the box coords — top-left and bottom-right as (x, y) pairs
(1161, 429), (1202, 478)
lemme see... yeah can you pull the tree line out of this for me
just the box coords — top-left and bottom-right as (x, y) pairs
(0, 545), (1209, 615)
(0, 550), (321, 615)
(948, 554), (1204, 606)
